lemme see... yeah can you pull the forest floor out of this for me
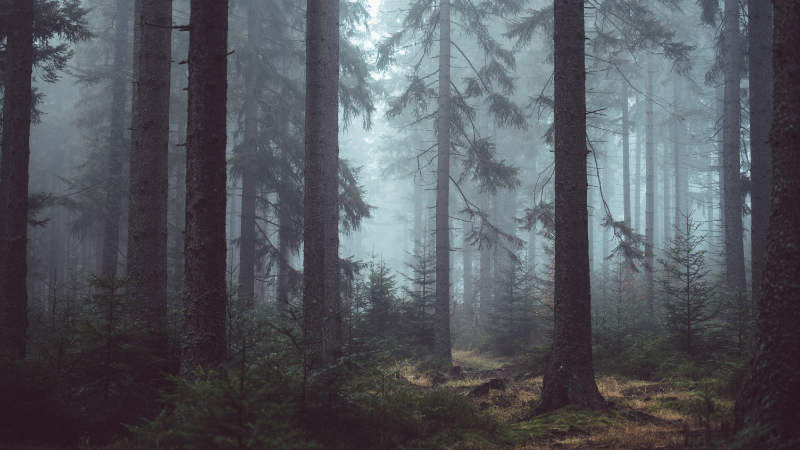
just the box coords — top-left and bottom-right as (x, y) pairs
(397, 350), (733, 449)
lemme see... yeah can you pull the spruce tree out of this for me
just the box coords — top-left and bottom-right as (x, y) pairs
(657, 212), (715, 356)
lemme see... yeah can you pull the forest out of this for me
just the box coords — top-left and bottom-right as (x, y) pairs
(0, 0), (798, 448)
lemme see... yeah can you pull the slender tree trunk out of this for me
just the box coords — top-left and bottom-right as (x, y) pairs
(479, 191), (491, 325)
(303, 0), (342, 365)
(180, 0), (230, 377)
(673, 75), (687, 225)
(101, 0), (132, 279)
(662, 133), (671, 245)
(172, 121), (186, 297)
(621, 82), (631, 227)
(0, 0), (34, 359)
(462, 204), (473, 309)
(722, 0), (747, 295)
(748, 0), (772, 306)
(238, 1), (260, 307)
(524, 0), (605, 417)
(645, 56), (655, 318)
(734, 2), (800, 441)
(277, 192), (291, 312)
(433, 0), (452, 363)
(129, 0), (171, 348)
(634, 95), (641, 234)
(128, 0), (143, 271)
(716, 83), (725, 257)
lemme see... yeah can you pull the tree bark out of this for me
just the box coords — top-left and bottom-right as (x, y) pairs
(238, 0), (260, 307)
(645, 56), (655, 318)
(748, 0), (772, 306)
(101, 0), (132, 279)
(722, 0), (747, 295)
(0, 0), (34, 360)
(433, 0), (452, 363)
(621, 81), (631, 228)
(734, 1), (800, 441)
(180, 0), (230, 377)
(525, 0), (605, 417)
(303, 0), (342, 366)
(129, 0), (171, 339)
(634, 95), (641, 234)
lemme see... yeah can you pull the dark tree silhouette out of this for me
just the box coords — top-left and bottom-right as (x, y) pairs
(100, 0), (131, 279)
(303, 0), (343, 365)
(0, 0), (34, 359)
(180, 0), (230, 377)
(734, 0), (800, 442)
(721, 0), (746, 296)
(128, 0), (172, 377)
(748, 0), (772, 306)
(520, 0), (606, 418)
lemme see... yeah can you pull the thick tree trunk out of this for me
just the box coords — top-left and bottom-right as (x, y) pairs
(0, 0), (34, 360)
(734, 2), (800, 441)
(238, 1), (260, 307)
(303, 0), (342, 366)
(101, 0), (132, 279)
(748, 0), (772, 306)
(129, 0), (171, 345)
(433, 0), (452, 363)
(722, 0), (747, 295)
(645, 56), (655, 318)
(180, 0), (230, 377)
(525, 0), (605, 417)
(172, 121), (186, 297)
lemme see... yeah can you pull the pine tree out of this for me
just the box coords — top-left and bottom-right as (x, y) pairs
(735, 1), (800, 440)
(657, 212), (716, 356)
(181, 0), (230, 377)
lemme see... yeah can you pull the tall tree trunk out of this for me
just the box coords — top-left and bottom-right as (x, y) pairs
(433, 0), (452, 363)
(128, 0), (143, 272)
(734, 1), (800, 441)
(277, 191), (291, 312)
(748, 0), (772, 306)
(621, 81), (631, 227)
(101, 0), (132, 279)
(172, 121), (186, 297)
(524, 0), (605, 417)
(303, 0), (342, 366)
(462, 200), (473, 309)
(645, 56), (655, 318)
(722, 0), (747, 295)
(634, 95), (641, 234)
(673, 75), (687, 224)
(716, 83), (725, 257)
(180, 0), (230, 377)
(0, 0), (34, 359)
(479, 190), (491, 325)
(129, 0), (171, 354)
(238, 0), (260, 307)
(662, 132), (671, 245)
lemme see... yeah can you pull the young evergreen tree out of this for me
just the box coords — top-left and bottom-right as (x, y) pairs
(657, 212), (715, 356)
(181, 0), (230, 377)
(735, 1), (800, 441)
